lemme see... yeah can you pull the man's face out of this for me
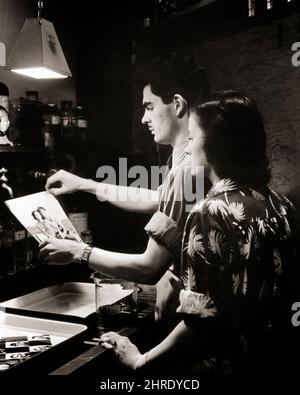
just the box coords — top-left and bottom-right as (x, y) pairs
(187, 112), (208, 177)
(141, 84), (177, 145)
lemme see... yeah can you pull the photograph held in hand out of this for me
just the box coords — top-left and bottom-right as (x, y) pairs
(5, 191), (82, 244)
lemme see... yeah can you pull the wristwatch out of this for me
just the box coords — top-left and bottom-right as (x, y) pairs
(81, 245), (93, 266)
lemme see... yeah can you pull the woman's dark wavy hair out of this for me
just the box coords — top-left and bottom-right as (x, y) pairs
(136, 53), (210, 107)
(192, 91), (271, 187)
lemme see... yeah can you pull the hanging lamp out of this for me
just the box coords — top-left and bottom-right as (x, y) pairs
(7, 0), (72, 79)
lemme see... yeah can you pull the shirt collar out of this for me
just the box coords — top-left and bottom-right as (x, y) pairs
(172, 140), (189, 169)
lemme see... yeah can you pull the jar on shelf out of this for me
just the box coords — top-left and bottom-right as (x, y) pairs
(60, 100), (76, 146)
(60, 100), (73, 130)
(43, 103), (61, 151)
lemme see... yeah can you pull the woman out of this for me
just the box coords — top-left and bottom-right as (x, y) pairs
(100, 92), (297, 375)
(32, 209), (59, 239)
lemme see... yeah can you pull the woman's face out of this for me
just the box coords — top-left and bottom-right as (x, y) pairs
(187, 112), (209, 177)
(33, 211), (42, 221)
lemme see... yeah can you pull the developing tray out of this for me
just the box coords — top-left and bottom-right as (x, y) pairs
(0, 312), (87, 373)
(0, 282), (96, 322)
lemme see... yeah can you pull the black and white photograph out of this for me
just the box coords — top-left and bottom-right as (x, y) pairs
(5, 191), (82, 243)
(0, 0), (300, 391)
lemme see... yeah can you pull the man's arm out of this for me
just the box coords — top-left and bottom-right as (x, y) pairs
(40, 236), (172, 285)
(45, 170), (159, 214)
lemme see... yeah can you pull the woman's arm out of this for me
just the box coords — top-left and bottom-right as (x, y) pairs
(100, 320), (204, 370)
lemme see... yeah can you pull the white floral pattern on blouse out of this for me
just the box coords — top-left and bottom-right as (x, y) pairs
(179, 178), (296, 330)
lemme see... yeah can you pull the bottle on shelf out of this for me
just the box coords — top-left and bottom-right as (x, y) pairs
(18, 90), (45, 148)
(43, 103), (62, 152)
(43, 104), (54, 152)
(28, 168), (57, 182)
(60, 100), (85, 152)
(81, 229), (93, 245)
(28, 168), (59, 192)
(74, 104), (88, 144)
(60, 100), (74, 139)
(12, 218), (27, 274)
(25, 231), (37, 270)
(0, 218), (5, 278)
(1, 214), (39, 276)
(66, 193), (89, 241)
(49, 103), (61, 142)
(1, 216), (15, 276)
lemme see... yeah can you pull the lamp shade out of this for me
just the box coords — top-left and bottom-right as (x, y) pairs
(8, 18), (72, 79)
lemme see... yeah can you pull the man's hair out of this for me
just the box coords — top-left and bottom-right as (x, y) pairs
(193, 91), (271, 187)
(137, 53), (210, 107)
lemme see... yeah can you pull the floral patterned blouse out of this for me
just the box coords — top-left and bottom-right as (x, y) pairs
(178, 178), (296, 334)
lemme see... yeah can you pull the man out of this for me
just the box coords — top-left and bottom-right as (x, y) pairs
(42, 54), (210, 334)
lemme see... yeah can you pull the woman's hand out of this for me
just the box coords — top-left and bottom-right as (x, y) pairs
(100, 332), (144, 370)
(40, 238), (86, 265)
(45, 170), (85, 196)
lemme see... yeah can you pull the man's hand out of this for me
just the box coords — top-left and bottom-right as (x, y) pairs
(45, 170), (85, 196)
(40, 238), (86, 265)
(100, 332), (144, 370)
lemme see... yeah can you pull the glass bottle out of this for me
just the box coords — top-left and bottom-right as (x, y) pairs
(2, 216), (15, 276)
(60, 100), (73, 129)
(75, 105), (88, 143)
(18, 90), (45, 148)
(43, 104), (61, 152)
(43, 104), (53, 152)
(25, 231), (36, 270)
(28, 168), (57, 182)
(12, 219), (27, 274)
(0, 218), (4, 278)
(67, 194), (89, 239)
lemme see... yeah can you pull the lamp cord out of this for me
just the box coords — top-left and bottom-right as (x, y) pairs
(37, 0), (44, 24)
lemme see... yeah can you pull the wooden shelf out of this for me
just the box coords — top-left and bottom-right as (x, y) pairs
(0, 145), (45, 153)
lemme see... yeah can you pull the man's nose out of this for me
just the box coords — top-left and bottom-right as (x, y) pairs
(141, 111), (149, 125)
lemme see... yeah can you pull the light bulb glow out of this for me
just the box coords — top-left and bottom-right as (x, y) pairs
(11, 67), (68, 79)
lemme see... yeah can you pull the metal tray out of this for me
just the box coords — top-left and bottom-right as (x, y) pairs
(0, 312), (87, 373)
(0, 282), (96, 322)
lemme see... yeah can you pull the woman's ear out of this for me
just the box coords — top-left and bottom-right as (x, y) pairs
(173, 94), (188, 118)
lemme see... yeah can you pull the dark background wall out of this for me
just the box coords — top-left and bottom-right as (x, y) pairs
(2, 0), (300, 255)
(133, 0), (300, 195)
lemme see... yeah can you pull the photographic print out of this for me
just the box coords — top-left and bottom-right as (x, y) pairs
(5, 191), (82, 244)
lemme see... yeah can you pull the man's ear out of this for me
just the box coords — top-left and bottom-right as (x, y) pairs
(173, 94), (188, 118)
